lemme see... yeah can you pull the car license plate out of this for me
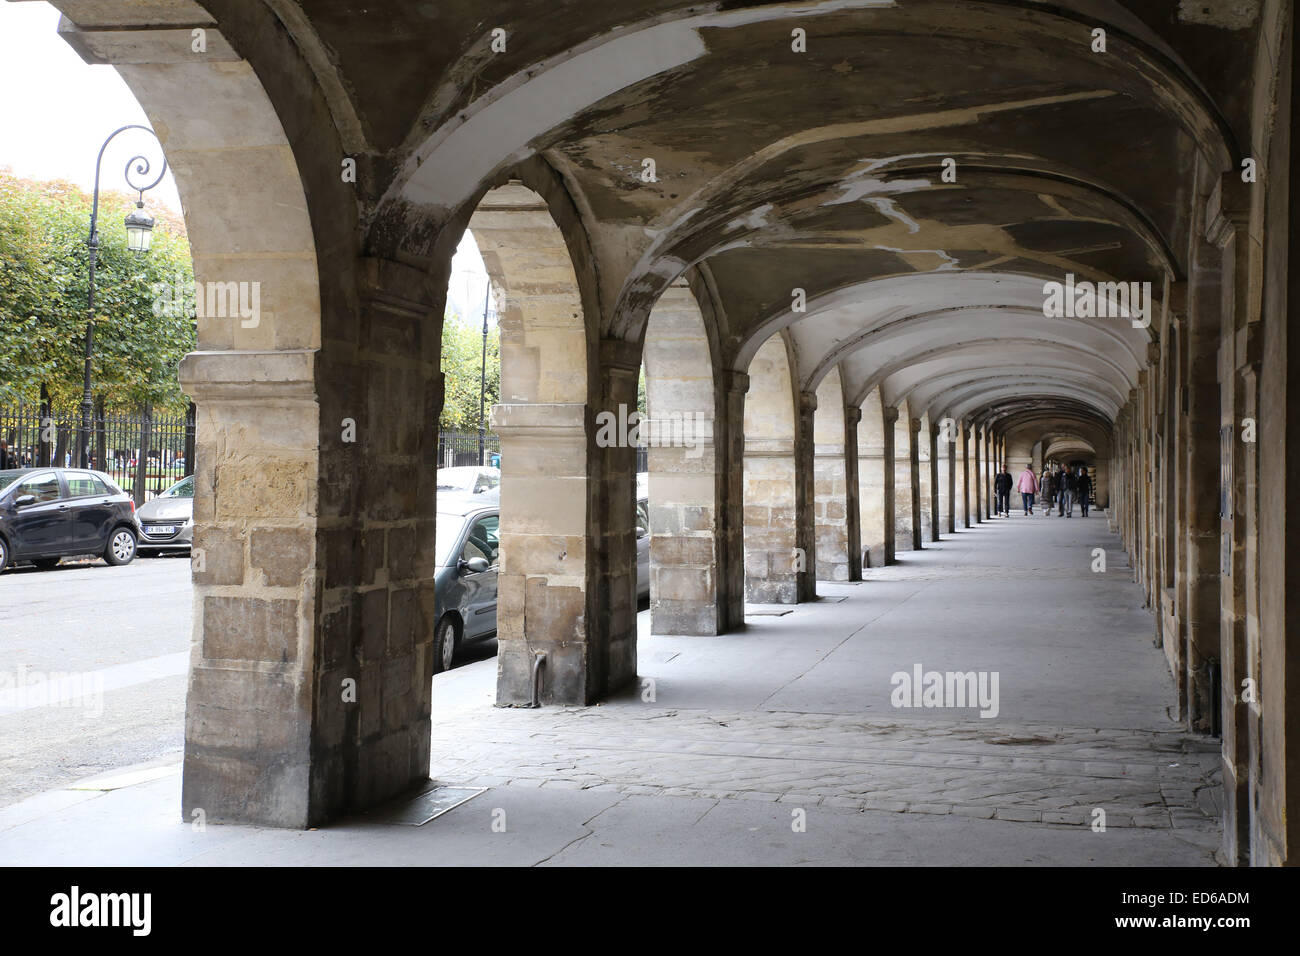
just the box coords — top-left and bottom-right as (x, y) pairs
(150, 525), (176, 535)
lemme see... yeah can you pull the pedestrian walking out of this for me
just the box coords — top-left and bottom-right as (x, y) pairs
(0, 439), (16, 470)
(994, 466), (1013, 517)
(1058, 464), (1077, 516)
(1041, 468), (1057, 516)
(1077, 466), (1092, 517)
(1016, 463), (1038, 515)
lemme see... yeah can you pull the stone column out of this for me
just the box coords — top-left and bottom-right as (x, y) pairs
(843, 406), (863, 580)
(946, 426), (957, 534)
(929, 421), (941, 542)
(813, 380), (853, 583)
(881, 405), (898, 563)
(795, 392), (818, 600)
(960, 421), (971, 529)
(909, 416), (923, 550)
(180, 350), (326, 827)
(643, 289), (730, 636)
(718, 372), (749, 630)
(1208, 172), (1255, 865)
(972, 424), (982, 524)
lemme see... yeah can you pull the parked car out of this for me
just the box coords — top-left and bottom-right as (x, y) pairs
(0, 468), (139, 573)
(433, 490), (500, 673)
(136, 474), (194, 555)
(436, 466), (500, 494)
(636, 496), (650, 601)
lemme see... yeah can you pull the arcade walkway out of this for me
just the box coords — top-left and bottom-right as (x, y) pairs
(0, 512), (1221, 866)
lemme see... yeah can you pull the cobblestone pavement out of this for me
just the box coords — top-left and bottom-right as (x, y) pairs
(424, 514), (1224, 863)
(430, 703), (1221, 837)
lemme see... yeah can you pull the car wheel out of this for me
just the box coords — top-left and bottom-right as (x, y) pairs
(433, 615), (459, 674)
(104, 527), (137, 566)
(30, 557), (60, 570)
(0, 537), (8, 574)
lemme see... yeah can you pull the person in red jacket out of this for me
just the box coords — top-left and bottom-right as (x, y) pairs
(1016, 464), (1039, 515)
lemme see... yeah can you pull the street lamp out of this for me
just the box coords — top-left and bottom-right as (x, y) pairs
(80, 125), (168, 470)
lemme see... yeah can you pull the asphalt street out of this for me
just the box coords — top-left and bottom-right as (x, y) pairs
(0, 553), (499, 810)
(0, 554), (192, 808)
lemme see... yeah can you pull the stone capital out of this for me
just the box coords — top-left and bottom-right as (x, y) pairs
(1205, 173), (1250, 247)
(179, 349), (317, 403)
(882, 406), (900, 425)
(721, 370), (750, 395)
(599, 338), (642, 372)
(843, 405), (863, 427)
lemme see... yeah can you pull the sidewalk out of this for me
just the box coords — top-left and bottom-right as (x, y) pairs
(0, 514), (1223, 866)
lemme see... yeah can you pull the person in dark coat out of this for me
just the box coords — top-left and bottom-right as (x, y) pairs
(994, 467), (1013, 517)
(1076, 466), (1092, 517)
(0, 439), (16, 470)
(1058, 464), (1077, 516)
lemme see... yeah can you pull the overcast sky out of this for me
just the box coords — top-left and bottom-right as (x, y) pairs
(0, 0), (490, 321)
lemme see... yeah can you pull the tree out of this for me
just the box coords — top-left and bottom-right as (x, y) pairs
(0, 169), (194, 413)
(439, 308), (500, 432)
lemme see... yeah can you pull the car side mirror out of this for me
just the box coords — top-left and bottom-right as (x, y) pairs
(636, 526), (649, 540)
(13, 494), (36, 508)
(459, 556), (490, 574)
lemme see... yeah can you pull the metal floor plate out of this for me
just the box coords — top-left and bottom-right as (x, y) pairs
(369, 786), (486, 826)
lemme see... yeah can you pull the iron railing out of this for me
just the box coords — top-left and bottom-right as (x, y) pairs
(0, 401), (194, 504)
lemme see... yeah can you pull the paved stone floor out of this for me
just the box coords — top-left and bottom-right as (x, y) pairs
(0, 510), (1224, 865)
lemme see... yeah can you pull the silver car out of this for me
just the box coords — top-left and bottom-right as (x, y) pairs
(136, 474), (194, 555)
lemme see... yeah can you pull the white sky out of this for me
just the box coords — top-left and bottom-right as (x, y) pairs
(0, 0), (490, 320)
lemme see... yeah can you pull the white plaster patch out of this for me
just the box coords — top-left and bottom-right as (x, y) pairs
(725, 203), (775, 232)
(1176, 0), (1259, 30)
(400, 0), (898, 209)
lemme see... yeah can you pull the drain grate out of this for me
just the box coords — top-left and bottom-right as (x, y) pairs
(369, 785), (486, 826)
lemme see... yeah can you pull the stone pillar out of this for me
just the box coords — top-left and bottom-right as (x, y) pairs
(858, 392), (887, 567)
(180, 350), (326, 827)
(1208, 172), (1255, 865)
(643, 287), (730, 636)
(718, 372), (749, 629)
(972, 424), (982, 524)
(882, 405), (898, 563)
(743, 338), (799, 604)
(843, 405), (863, 581)
(929, 421), (941, 542)
(960, 421), (971, 529)
(492, 341), (638, 706)
(909, 416), (923, 550)
(813, 377), (853, 582)
(946, 427), (957, 534)
(795, 392), (818, 601)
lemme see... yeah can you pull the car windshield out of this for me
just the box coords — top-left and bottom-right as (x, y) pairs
(435, 513), (466, 566)
(0, 471), (24, 492)
(159, 475), (195, 498)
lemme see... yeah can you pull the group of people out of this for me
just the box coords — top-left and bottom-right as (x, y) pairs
(993, 463), (1093, 518)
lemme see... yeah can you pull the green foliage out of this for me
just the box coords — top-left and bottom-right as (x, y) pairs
(440, 308), (499, 431)
(0, 170), (194, 413)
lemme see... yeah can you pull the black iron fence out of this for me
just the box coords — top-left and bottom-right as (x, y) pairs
(437, 430), (501, 468)
(0, 402), (194, 504)
(0, 411), (643, 498)
(435, 430), (648, 471)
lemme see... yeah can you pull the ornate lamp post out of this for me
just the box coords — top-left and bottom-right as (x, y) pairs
(80, 125), (167, 469)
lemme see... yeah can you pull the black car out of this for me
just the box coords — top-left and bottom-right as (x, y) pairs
(0, 468), (139, 573)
